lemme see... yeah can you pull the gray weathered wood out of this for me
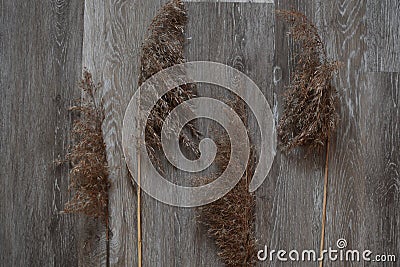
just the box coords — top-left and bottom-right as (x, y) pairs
(318, 1), (370, 266)
(82, 0), (139, 265)
(80, 1), (109, 266)
(318, 1), (369, 265)
(319, 0), (399, 266)
(255, 1), (327, 266)
(81, 0), (176, 266)
(139, 2), (275, 266)
(362, 73), (399, 266)
(366, 0), (400, 72)
(0, 0), (84, 266)
(2, 0), (399, 266)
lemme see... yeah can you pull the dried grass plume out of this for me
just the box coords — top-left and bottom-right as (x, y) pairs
(198, 100), (256, 266)
(277, 10), (341, 152)
(63, 70), (110, 222)
(140, 0), (199, 170)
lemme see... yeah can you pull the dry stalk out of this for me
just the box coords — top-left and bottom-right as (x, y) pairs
(277, 10), (341, 152)
(63, 70), (110, 223)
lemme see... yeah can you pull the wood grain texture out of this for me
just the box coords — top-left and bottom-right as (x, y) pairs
(81, 0), (176, 266)
(0, 0), (84, 266)
(2, 0), (399, 266)
(319, 0), (399, 266)
(366, 0), (400, 72)
(318, 0), (368, 265)
(362, 73), (399, 266)
(80, 1), (108, 266)
(256, 1), (327, 266)
(139, 2), (274, 266)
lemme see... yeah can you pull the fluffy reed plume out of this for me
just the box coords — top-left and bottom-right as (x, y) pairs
(198, 100), (256, 266)
(63, 70), (110, 222)
(139, 0), (199, 170)
(277, 10), (341, 151)
(141, 1), (256, 264)
(135, 2), (200, 264)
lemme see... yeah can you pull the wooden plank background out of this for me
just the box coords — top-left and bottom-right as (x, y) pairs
(1, 0), (399, 266)
(0, 0), (84, 266)
(366, 0), (400, 72)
